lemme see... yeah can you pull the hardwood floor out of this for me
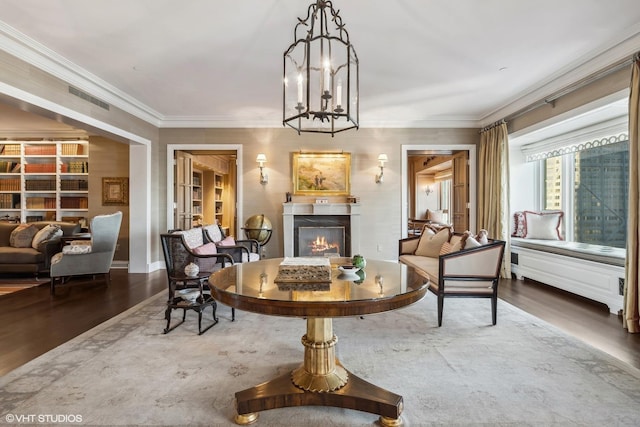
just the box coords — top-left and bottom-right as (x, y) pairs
(0, 270), (639, 377)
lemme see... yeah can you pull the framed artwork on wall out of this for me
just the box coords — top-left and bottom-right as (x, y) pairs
(102, 177), (129, 206)
(292, 152), (351, 196)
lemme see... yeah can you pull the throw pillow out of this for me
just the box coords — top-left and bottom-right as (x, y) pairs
(476, 229), (489, 245)
(218, 236), (236, 246)
(512, 211), (527, 237)
(464, 229), (489, 249)
(448, 231), (471, 252)
(193, 242), (217, 255)
(414, 227), (451, 257)
(426, 209), (445, 224)
(10, 224), (38, 248)
(31, 224), (63, 249)
(524, 211), (563, 240)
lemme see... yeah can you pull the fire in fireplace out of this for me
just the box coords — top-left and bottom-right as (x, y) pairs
(299, 226), (345, 257)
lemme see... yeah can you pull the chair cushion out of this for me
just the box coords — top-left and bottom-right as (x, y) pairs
(204, 224), (223, 243)
(193, 242), (217, 255)
(244, 253), (260, 262)
(174, 228), (204, 249)
(62, 241), (92, 254)
(10, 224), (38, 248)
(218, 236), (236, 246)
(31, 224), (63, 249)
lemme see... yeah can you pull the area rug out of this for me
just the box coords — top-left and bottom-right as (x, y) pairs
(1, 292), (640, 426)
(0, 277), (48, 296)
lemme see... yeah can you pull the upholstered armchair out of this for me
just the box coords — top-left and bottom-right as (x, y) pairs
(49, 211), (123, 295)
(202, 224), (260, 263)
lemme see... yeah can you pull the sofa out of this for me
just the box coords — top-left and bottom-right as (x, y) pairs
(0, 221), (81, 276)
(398, 226), (506, 326)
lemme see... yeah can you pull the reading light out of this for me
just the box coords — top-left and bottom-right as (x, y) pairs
(375, 154), (388, 184)
(256, 154), (268, 184)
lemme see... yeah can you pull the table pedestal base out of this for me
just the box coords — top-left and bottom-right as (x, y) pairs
(234, 318), (403, 425)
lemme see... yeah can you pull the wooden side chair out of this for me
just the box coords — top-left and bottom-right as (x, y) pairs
(160, 231), (235, 334)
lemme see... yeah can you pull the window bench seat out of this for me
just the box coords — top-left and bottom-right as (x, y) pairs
(510, 237), (625, 314)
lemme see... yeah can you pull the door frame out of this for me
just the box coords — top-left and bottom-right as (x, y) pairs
(401, 144), (476, 238)
(166, 144), (243, 233)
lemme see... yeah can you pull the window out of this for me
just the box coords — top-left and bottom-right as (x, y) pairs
(542, 139), (629, 248)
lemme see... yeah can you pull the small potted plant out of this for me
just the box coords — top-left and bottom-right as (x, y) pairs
(352, 254), (366, 269)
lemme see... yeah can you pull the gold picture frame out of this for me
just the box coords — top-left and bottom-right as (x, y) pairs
(102, 177), (129, 206)
(292, 152), (351, 196)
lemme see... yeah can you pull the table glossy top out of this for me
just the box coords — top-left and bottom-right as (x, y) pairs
(208, 258), (429, 318)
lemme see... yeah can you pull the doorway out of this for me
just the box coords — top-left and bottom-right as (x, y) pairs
(166, 144), (243, 236)
(401, 144), (476, 238)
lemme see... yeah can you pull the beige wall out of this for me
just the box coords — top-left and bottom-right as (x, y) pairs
(89, 136), (130, 261)
(1, 44), (631, 266)
(160, 127), (478, 261)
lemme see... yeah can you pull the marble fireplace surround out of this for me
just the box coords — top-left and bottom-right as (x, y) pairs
(283, 203), (361, 258)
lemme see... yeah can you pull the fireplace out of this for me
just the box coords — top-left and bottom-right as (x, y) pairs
(295, 215), (350, 257)
(283, 203), (361, 258)
(298, 227), (345, 257)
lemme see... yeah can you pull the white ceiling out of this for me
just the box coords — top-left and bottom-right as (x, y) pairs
(0, 0), (639, 130)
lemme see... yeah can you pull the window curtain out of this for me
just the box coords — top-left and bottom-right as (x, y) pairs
(478, 122), (511, 278)
(624, 54), (640, 333)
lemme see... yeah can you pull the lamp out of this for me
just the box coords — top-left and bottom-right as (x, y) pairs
(375, 154), (388, 184)
(424, 185), (433, 196)
(283, 0), (359, 136)
(256, 154), (268, 184)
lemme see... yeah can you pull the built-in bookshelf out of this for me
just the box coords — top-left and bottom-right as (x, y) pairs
(0, 140), (89, 223)
(192, 169), (203, 227)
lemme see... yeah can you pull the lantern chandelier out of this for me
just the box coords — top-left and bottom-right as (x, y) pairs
(283, 0), (359, 136)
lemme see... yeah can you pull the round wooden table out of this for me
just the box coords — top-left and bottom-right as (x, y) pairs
(208, 258), (429, 426)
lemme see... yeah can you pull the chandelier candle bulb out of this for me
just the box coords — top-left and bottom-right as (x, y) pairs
(297, 74), (303, 103)
(336, 79), (342, 107)
(324, 59), (331, 92)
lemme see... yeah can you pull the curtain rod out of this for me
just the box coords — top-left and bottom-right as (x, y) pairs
(479, 119), (506, 134)
(503, 55), (635, 123)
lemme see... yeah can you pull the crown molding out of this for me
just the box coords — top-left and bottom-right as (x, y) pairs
(159, 116), (482, 129)
(0, 21), (163, 127)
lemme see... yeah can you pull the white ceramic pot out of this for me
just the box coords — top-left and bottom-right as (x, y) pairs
(184, 262), (199, 277)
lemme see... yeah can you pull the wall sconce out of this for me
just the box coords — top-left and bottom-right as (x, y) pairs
(256, 153), (268, 184)
(424, 185), (433, 196)
(375, 153), (388, 184)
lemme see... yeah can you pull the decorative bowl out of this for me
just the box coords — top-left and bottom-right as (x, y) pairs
(338, 264), (361, 276)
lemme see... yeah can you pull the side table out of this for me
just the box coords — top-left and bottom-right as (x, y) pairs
(164, 272), (218, 335)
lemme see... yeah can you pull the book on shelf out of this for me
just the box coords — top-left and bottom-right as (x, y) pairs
(60, 179), (88, 191)
(60, 197), (88, 209)
(61, 143), (83, 156)
(0, 178), (22, 191)
(1, 145), (21, 156)
(25, 197), (56, 209)
(24, 163), (56, 173)
(65, 161), (89, 173)
(0, 161), (20, 172)
(24, 145), (56, 155)
(25, 179), (56, 191)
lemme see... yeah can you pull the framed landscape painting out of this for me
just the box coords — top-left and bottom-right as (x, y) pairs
(292, 152), (351, 196)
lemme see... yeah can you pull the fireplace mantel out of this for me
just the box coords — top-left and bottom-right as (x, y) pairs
(283, 203), (361, 257)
